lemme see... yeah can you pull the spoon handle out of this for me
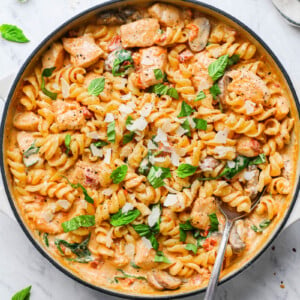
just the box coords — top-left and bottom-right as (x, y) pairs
(204, 219), (233, 300)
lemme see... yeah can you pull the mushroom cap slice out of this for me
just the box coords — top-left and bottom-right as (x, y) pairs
(188, 17), (211, 52)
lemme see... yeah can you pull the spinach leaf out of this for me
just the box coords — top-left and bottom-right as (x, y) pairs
(154, 251), (171, 264)
(0, 24), (29, 43)
(114, 269), (147, 283)
(147, 166), (171, 188)
(41, 67), (57, 100)
(62, 215), (95, 232)
(107, 120), (116, 143)
(88, 77), (105, 96)
(176, 163), (198, 178)
(208, 213), (219, 232)
(251, 220), (271, 233)
(65, 134), (71, 155)
(193, 118), (207, 130)
(154, 69), (163, 80)
(178, 101), (195, 117)
(195, 91), (206, 101)
(112, 49), (133, 76)
(110, 165), (128, 184)
(181, 119), (191, 137)
(185, 243), (198, 254)
(209, 83), (221, 100)
(43, 233), (49, 247)
(11, 285), (31, 300)
(110, 209), (141, 226)
(208, 54), (229, 81)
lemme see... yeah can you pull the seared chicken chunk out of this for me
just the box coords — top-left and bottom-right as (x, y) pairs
(148, 3), (182, 27)
(134, 239), (157, 269)
(42, 42), (64, 70)
(13, 112), (39, 131)
(236, 136), (261, 157)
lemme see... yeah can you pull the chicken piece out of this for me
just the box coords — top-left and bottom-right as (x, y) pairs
(199, 156), (219, 172)
(227, 70), (270, 105)
(17, 131), (35, 153)
(148, 3), (182, 27)
(187, 17), (210, 52)
(147, 271), (181, 291)
(244, 165), (260, 199)
(120, 18), (159, 48)
(136, 46), (167, 89)
(13, 112), (39, 131)
(191, 52), (215, 92)
(191, 197), (217, 230)
(134, 239), (157, 269)
(236, 136), (261, 157)
(229, 222), (245, 253)
(62, 35), (103, 68)
(178, 49), (194, 63)
(275, 96), (290, 120)
(69, 160), (100, 188)
(42, 42), (64, 70)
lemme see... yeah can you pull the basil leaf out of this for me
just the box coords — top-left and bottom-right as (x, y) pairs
(193, 118), (207, 130)
(138, 153), (152, 176)
(167, 87), (179, 99)
(208, 213), (219, 232)
(147, 166), (171, 188)
(150, 83), (178, 99)
(179, 220), (194, 242)
(62, 215), (95, 232)
(252, 220), (271, 233)
(23, 143), (39, 158)
(41, 67), (57, 100)
(249, 153), (266, 165)
(125, 115), (134, 127)
(55, 234), (91, 258)
(154, 69), (163, 80)
(114, 269), (147, 282)
(185, 243), (198, 254)
(220, 155), (250, 179)
(154, 251), (171, 264)
(88, 77), (105, 96)
(107, 120), (116, 143)
(177, 163), (198, 178)
(197, 233), (211, 248)
(110, 165), (128, 184)
(132, 224), (151, 236)
(148, 234), (159, 250)
(93, 140), (108, 148)
(66, 256), (93, 263)
(110, 209), (141, 226)
(195, 91), (206, 101)
(209, 83), (221, 100)
(123, 132), (135, 145)
(181, 119), (191, 137)
(43, 233), (49, 247)
(112, 49), (133, 76)
(208, 54), (229, 81)
(227, 54), (240, 67)
(12, 285), (31, 300)
(0, 24), (29, 43)
(178, 101), (195, 117)
(65, 134), (71, 155)
(130, 261), (141, 269)
(64, 177), (94, 204)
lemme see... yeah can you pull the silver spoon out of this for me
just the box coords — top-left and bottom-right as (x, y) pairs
(204, 187), (267, 300)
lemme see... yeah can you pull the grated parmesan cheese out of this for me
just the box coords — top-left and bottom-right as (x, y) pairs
(155, 168), (163, 178)
(121, 92), (132, 101)
(244, 171), (255, 181)
(148, 206), (161, 227)
(214, 128), (229, 144)
(214, 146), (235, 157)
(122, 203), (134, 214)
(141, 237), (152, 249)
(154, 128), (168, 146)
(140, 103), (153, 117)
(119, 104), (133, 114)
(90, 143), (103, 157)
(147, 140), (158, 150)
(171, 151), (180, 166)
(164, 194), (178, 207)
(102, 188), (113, 196)
(127, 117), (148, 131)
(176, 126), (187, 137)
(227, 160), (236, 168)
(104, 113), (114, 123)
(104, 148), (112, 164)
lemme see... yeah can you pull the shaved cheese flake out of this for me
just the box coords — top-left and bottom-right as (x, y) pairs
(244, 100), (256, 114)
(148, 139), (158, 150)
(171, 151), (180, 166)
(141, 237), (153, 249)
(154, 128), (168, 145)
(176, 126), (187, 137)
(188, 116), (196, 129)
(154, 156), (166, 163)
(162, 119), (173, 133)
(90, 143), (103, 157)
(148, 206), (161, 227)
(119, 104), (133, 114)
(155, 168), (163, 178)
(124, 243), (135, 258)
(122, 203), (134, 214)
(140, 103), (153, 117)
(244, 171), (255, 181)
(164, 194), (178, 207)
(102, 188), (113, 196)
(149, 155), (155, 165)
(214, 128), (229, 144)
(86, 131), (101, 139)
(177, 193), (185, 208)
(127, 117), (148, 131)
(185, 157), (192, 164)
(57, 200), (71, 210)
(121, 92), (132, 101)
(60, 77), (70, 98)
(227, 160), (236, 168)
(104, 113), (114, 123)
(174, 117), (185, 124)
(103, 148), (112, 164)
(214, 146), (235, 157)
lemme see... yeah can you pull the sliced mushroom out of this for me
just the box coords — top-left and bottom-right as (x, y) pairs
(147, 271), (181, 290)
(245, 165), (260, 200)
(229, 222), (245, 253)
(188, 17), (210, 52)
(218, 72), (232, 108)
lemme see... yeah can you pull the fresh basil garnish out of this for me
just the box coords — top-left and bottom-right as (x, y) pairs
(138, 151), (152, 176)
(132, 223), (159, 250)
(112, 49), (133, 76)
(23, 144), (39, 158)
(251, 220), (271, 233)
(178, 101), (195, 117)
(176, 163), (198, 178)
(107, 120), (116, 143)
(88, 77), (105, 96)
(64, 177), (94, 204)
(195, 91), (206, 101)
(185, 243), (198, 254)
(41, 67), (57, 100)
(208, 54), (229, 81)
(43, 233), (49, 247)
(147, 166), (171, 188)
(208, 213), (219, 232)
(181, 119), (191, 137)
(154, 69), (163, 80)
(249, 153), (266, 165)
(65, 134), (71, 155)
(227, 54), (240, 67)
(130, 261), (141, 269)
(114, 269), (147, 283)
(110, 165), (128, 184)
(0, 24), (29, 43)
(92, 140), (108, 148)
(66, 256), (93, 263)
(62, 215), (95, 232)
(193, 118), (207, 130)
(209, 83), (221, 100)
(154, 251), (171, 264)
(179, 220), (194, 242)
(125, 115), (134, 127)
(150, 83), (179, 99)
(110, 208), (141, 227)
(123, 132), (135, 145)
(12, 285), (31, 300)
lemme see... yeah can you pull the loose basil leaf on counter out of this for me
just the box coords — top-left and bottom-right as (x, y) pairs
(114, 269), (147, 283)
(208, 54), (229, 81)
(181, 119), (191, 137)
(0, 24), (29, 43)
(55, 233), (91, 258)
(107, 120), (116, 143)
(123, 132), (135, 145)
(112, 49), (133, 76)
(87, 77), (105, 96)
(65, 134), (71, 155)
(209, 83), (221, 100)
(41, 67), (57, 100)
(110, 165), (128, 184)
(178, 101), (195, 117)
(147, 166), (171, 188)
(154, 251), (171, 264)
(110, 209), (141, 227)
(62, 215), (95, 232)
(185, 243), (198, 254)
(43, 233), (49, 247)
(130, 261), (141, 269)
(193, 118), (207, 130)
(249, 153), (266, 165)
(150, 83), (179, 99)
(179, 220), (194, 242)
(227, 54), (240, 67)
(208, 213), (219, 232)
(154, 68), (163, 80)
(195, 91), (206, 101)
(93, 140), (108, 148)
(12, 285), (32, 300)
(177, 163), (198, 178)
(251, 220), (271, 233)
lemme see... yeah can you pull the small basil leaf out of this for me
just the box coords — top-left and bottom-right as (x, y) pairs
(11, 285), (31, 300)
(43, 233), (49, 247)
(64, 177), (94, 204)
(193, 118), (207, 130)
(114, 269), (147, 281)
(150, 83), (178, 99)
(23, 144), (39, 158)
(107, 120), (116, 143)
(88, 77), (105, 96)
(220, 155), (250, 179)
(110, 209), (141, 227)
(209, 83), (221, 100)
(154, 69), (163, 80)
(227, 54), (240, 67)
(125, 115), (134, 127)
(112, 49), (133, 77)
(208, 213), (219, 232)
(154, 251), (171, 264)
(167, 87), (179, 99)
(179, 220), (194, 242)
(132, 224), (151, 236)
(208, 54), (229, 81)
(66, 256), (93, 263)
(0, 24), (29, 43)
(65, 134), (71, 155)
(249, 153), (266, 165)
(148, 234), (159, 250)
(62, 215), (95, 232)
(110, 165), (128, 184)
(259, 220), (271, 229)
(181, 119), (191, 137)
(177, 163), (198, 178)
(41, 67), (57, 100)
(185, 243), (198, 254)
(93, 140), (108, 148)
(178, 101), (195, 117)
(123, 132), (135, 145)
(130, 261), (141, 269)
(195, 91), (206, 101)
(147, 166), (171, 188)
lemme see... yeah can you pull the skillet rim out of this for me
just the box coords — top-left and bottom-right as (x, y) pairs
(0, 0), (299, 299)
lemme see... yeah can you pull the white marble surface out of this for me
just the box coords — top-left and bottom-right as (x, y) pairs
(0, 0), (300, 299)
